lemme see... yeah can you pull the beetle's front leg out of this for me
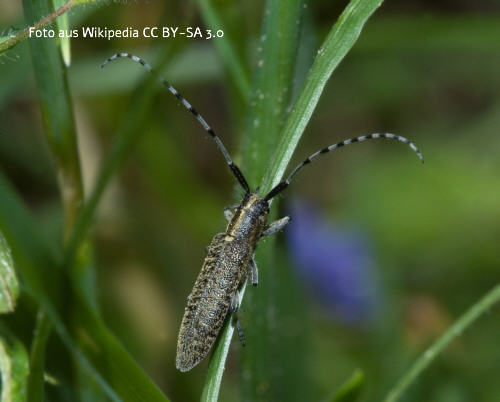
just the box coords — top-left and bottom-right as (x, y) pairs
(230, 292), (245, 346)
(261, 216), (290, 237)
(224, 204), (239, 221)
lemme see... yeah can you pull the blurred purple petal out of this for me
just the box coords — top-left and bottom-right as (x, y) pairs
(286, 198), (381, 326)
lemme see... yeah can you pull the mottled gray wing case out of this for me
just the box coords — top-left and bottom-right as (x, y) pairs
(176, 234), (251, 371)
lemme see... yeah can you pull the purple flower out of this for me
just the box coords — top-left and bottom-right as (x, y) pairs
(286, 198), (381, 326)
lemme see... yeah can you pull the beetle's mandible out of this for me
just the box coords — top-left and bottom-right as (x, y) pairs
(102, 53), (424, 372)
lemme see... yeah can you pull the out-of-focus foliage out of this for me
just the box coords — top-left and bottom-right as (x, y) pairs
(0, 331), (29, 402)
(1, 0), (500, 401)
(328, 369), (365, 402)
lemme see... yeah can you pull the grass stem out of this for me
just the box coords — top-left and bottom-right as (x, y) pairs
(384, 283), (500, 402)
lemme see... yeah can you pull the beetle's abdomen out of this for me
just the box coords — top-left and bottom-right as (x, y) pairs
(176, 233), (253, 372)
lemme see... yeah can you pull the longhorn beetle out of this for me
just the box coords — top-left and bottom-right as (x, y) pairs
(101, 53), (424, 372)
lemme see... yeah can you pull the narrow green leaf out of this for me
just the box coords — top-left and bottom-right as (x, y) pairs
(200, 321), (232, 402)
(0, 333), (29, 402)
(0, 231), (19, 314)
(384, 283), (500, 402)
(23, 0), (83, 236)
(52, 0), (71, 66)
(241, 0), (305, 187)
(327, 369), (365, 402)
(201, 285), (246, 402)
(202, 0), (386, 399)
(201, 0), (306, 400)
(261, 0), (385, 193)
(23, 0), (84, 398)
(196, 0), (250, 100)
(26, 312), (52, 402)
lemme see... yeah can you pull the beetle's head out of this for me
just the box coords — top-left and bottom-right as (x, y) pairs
(244, 191), (270, 217)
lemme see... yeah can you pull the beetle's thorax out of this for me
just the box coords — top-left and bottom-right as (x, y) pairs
(226, 192), (269, 242)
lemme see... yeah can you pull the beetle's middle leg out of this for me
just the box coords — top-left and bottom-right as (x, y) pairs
(230, 292), (246, 346)
(261, 216), (290, 237)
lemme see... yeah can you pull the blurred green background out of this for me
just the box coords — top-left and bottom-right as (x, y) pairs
(1, 0), (500, 401)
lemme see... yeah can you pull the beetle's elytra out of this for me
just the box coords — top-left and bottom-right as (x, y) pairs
(176, 192), (272, 371)
(102, 53), (424, 372)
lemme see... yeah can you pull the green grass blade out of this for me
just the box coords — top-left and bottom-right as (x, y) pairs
(201, 285), (247, 402)
(26, 312), (52, 402)
(327, 369), (365, 402)
(196, 0), (250, 100)
(200, 0), (305, 400)
(23, 0), (83, 236)
(18, 43), (180, 402)
(241, 0), (305, 187)
(239, 2), (306, 398)
(260, 0), (385, 193)
(0, 231), (19, 314)
(23, 0), (85, 398)
(201, 0), (386, 399)
(244, 0), (385, 400)
(246, 1), (385, 397)
(52, 0), (72, 66)
(384, 283), (500, 402)
(0, 331), (29, 402)
(200, 321), (233, 402)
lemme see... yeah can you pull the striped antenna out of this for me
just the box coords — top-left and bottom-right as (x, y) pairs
(265, 133), (423, 201)
(101, 53), (251, 193)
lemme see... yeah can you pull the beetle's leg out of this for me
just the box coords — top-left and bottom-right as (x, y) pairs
(249, 257), (258, 287)
(261, 216), (290, 237)
(230, 293), (246, 346)
(224, 204), (238, 221)
(224, 209), (234, 221)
